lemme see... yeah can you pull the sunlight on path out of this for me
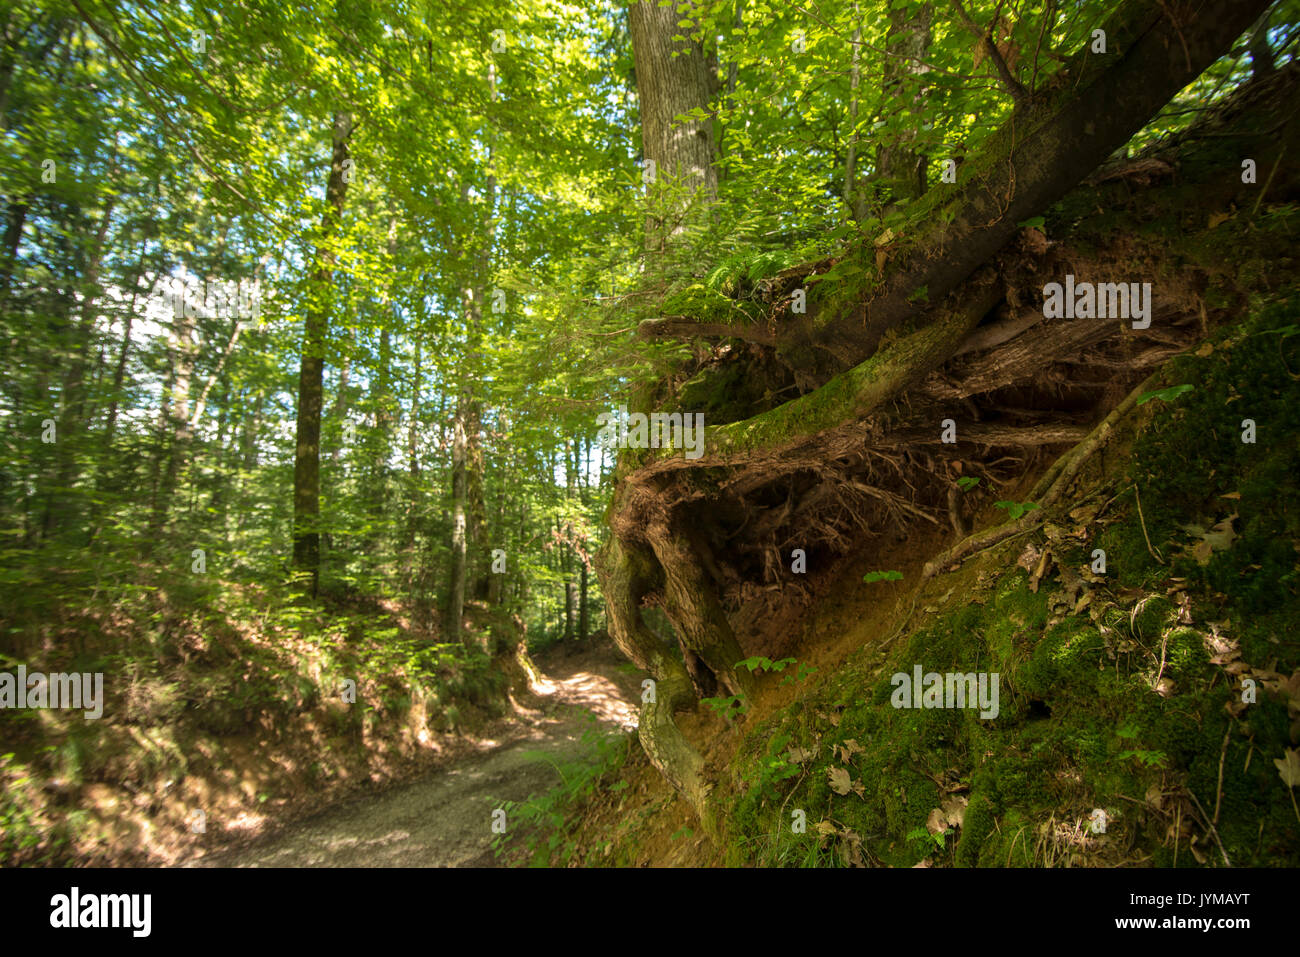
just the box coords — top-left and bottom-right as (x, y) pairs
(193, 649), (638, 868)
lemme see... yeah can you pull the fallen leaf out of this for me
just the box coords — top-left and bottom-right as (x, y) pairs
(1203, 515), (1239, 551)
(941, 794), (968, 828)
(1195, 342), (1215, 357)
(1022, 227), (1048, 254)
(1017, 543), (1041, 572)
(926, 807), (948, 834)
(828, 766), (852, 795)
(1276, 748), (1300, 788)
(1207, 211), (1231, 229)
(1030, 547), (1053, 593)
(1144, 784), (1166, 812)
(1069, 503), (1100, 524)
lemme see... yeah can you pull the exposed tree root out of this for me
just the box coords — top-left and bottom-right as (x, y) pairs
(597, 59), (1300, 826)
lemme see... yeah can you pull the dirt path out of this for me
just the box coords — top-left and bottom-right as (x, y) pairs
(193, 643), (640, 868)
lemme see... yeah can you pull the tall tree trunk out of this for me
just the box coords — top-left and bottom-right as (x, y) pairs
(628, 0), (719, 253)
(146, 298), (195, 540)
(49, 191), (116, 535)
(873, 2), (933, 212)
(446, 63), (498, 649)
(843, 3), (863, 218)
(292, 109), (352, 595)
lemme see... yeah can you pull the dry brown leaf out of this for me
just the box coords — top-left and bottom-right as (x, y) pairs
(1207, 211), (1231, 229)
(941, 794), (969, 829)
(1022, 227), (1048, 254)
(926, 807), (948, 834)
(1069, 502), (1100, 524)
(1144, 784), (1166, 812)
(828, 766), (852, 795)
(1030, 547), (1053, 593)
(1017, 543), (1041, 572)
(1275, 748), (1300, 788)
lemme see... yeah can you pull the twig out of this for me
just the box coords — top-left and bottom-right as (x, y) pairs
(1186, 789), (1232, 867)
(1213, 726), (1230, 825)
(1252, 144), (1287, 217)
(1133, 485), (1165, 565)
(1152, 631), (1169, 690)
(947, 0), (1029, 105)
(1115, 792), (1168, 818)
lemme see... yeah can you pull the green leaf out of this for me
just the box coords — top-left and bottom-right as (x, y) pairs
(862, 570), (904, 583)
(1136, 383), (1194, 406)
(994, 500), (1040, 520)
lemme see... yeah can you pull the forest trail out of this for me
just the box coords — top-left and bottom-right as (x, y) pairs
(190, 643), (639, 868)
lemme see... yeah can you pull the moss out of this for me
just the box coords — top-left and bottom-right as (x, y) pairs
(722, 291), (1300, 867)
(1130, 595), (1175, 642)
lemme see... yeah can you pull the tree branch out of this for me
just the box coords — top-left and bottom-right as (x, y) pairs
(948, 0), (1029, 104)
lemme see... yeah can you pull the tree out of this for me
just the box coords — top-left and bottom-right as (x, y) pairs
(292, 109), (353, 595)
(602, 0), (1276, 827)
(628, 0), (720, 252)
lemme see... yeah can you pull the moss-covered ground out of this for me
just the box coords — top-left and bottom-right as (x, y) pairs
(722, 290), (1300, 867)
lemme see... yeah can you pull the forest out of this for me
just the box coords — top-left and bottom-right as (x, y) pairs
(1, 0), (1299, 877)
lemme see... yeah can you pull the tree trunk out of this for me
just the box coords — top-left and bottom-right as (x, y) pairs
(292, 109), (352, 595)
(628, 0), (719, 252)
(873, 1), (933, 212)
(446, 63), (498, 649)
